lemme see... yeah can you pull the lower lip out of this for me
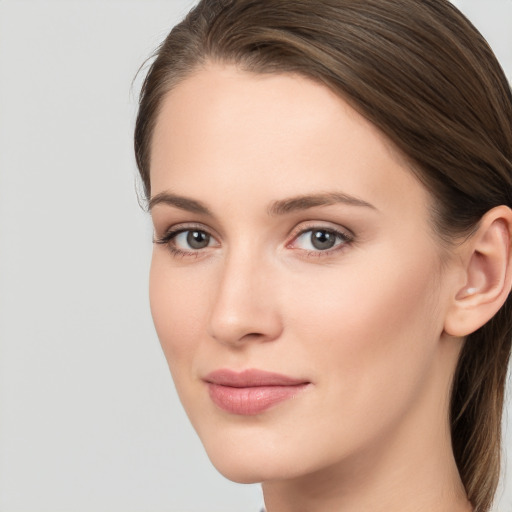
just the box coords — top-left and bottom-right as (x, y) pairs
(207, 383), (309, 415)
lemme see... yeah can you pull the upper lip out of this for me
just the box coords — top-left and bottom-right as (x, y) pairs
(204, 369), (309, 388)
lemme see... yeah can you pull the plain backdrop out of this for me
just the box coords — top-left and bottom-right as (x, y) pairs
(0, 1), (511, 511)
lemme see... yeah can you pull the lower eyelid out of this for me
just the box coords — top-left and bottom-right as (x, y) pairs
(290, 228), (352, 248)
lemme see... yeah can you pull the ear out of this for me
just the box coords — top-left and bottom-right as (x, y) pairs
(444, 205), (512, 337)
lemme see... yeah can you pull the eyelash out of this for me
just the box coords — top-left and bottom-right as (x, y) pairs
(153, 223), (354, 259)
(153, 224), (216, 259)
(290, 225), (354, 258)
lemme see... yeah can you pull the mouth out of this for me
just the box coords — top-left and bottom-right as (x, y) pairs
(203, 369), (311, 415)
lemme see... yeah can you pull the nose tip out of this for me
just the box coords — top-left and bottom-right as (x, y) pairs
(206, 259), (283, 347)
(209, 311), (278, 346)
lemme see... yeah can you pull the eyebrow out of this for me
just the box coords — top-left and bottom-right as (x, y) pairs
(149, 192), (213, 215)
(268, 192), (376, 216)
(148, 191), (376, 216)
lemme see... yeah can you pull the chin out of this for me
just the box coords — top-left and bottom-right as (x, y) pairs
(212, 462), (266, 485)
(207, 452), (300, 484)
(197, 425), (333, 485)
(200, 436), (278, 483)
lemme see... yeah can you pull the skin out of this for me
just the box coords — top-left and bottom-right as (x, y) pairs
(148, 64), (474, 512)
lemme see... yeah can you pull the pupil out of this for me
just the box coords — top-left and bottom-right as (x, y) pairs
(187, 230), (209, 249)
(311, 230), (335, 250)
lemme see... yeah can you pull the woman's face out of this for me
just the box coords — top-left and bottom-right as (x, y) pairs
(149, 64), (462, 483)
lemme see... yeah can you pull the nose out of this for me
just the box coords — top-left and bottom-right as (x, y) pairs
(207, 249), (283, 347)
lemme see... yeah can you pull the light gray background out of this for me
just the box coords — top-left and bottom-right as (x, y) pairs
(0, 1), (510, 511)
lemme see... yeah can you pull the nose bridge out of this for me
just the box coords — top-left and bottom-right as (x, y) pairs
(207, 240), (282, 346)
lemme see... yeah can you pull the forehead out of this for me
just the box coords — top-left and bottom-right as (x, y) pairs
(149, 63), (431, 222)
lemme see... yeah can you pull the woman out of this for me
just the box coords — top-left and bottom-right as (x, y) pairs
(134, 1), (512, 511)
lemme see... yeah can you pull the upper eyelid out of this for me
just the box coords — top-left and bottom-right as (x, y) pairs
(288, 221), (354, 240)
(294, 226), (351, 238)
(156, 222), (219, 239)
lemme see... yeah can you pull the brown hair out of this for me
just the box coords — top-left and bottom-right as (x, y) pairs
(134, 1), (512, 510)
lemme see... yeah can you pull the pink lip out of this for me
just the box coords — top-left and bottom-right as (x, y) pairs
(204, 369), (310, 415)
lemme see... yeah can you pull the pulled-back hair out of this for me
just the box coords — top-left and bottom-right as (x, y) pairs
(134, 1), (512, 510)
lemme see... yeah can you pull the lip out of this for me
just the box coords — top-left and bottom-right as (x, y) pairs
(204, 369), (310, 415)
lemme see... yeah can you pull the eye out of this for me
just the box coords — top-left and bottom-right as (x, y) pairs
(153, 226), (219, 257)
(174, 229), (212, 250)
(291, 227), (352, 253)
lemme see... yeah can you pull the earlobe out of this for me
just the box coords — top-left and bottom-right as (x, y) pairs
(444, 205), (512, 338)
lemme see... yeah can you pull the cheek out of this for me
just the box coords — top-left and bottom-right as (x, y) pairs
(284, 247), (443, 423)
(149, 252), (208, 374)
